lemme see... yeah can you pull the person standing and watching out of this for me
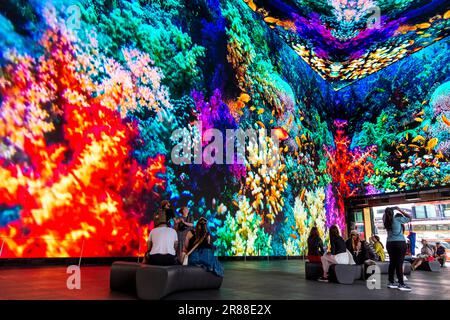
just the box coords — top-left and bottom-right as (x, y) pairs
(383, 206), (412, 291)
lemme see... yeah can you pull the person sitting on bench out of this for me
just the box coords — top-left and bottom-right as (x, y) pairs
(182, 217), (224, 277)
(411, 239), (434, 271)
(144, 213), (178, 266)
(318, 225), (354, 282)
(307, 226), (325, 263)
(346, 230), (372, 265)
(434, 242), (446, 267)
(370, 235), (385, 262)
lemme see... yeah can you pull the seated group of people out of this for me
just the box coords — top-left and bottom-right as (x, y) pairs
(142, 200), (224, 278)
(307, 225), (386, 282)
(411, 239), (447, 270)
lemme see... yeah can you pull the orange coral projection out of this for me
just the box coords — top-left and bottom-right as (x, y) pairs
(324, 120), (377, 229)
(0, 16), (166, 258)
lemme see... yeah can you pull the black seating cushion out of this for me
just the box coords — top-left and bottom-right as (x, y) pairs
(328, 264), (362, 284)
(110, 261), (143, 293)
(136, 264), (223, 300)
(305, 262), (323, 280)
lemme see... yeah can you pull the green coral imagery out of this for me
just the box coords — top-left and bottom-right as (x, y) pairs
(0, 0), (449, 258)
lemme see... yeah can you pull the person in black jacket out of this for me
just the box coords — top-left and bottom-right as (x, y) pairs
(319, 225), (352, 282)
(307, 226), (324, 263)
(345, 230), (371, 265)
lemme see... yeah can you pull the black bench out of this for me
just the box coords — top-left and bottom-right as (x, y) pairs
(305, 262), (323, 280)
(110, 261), (223, 299)
(110, 261), (143, 293)
(328, 264), (363, 284)
(136, 264), (223, 300)
(416, 260), (441, 272)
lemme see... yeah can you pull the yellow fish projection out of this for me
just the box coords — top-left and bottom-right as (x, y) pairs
(257, 108), (265, 115)
(412, 135), (425, 143)
(244, 0), (257, 11)
(290, 234), (298, 239)
(239, 93), (251, 103)
(256, 121), (265, 128)
(414, 117), (423, 122)
(286, 114), (293, 127)
(442, 114), (450, 127)
(444, 9), (450, 19)
(295, 136), (302, 148)
(417, 22), (431, 29)
(300, 188), (306, 201)
(264, 16), (279, 24)
(426, 138), (438, 151)
(411, 46), (424, 53)
(423, 124), (429, 132)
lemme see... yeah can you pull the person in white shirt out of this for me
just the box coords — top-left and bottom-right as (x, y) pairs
(144, 214), (178, 266)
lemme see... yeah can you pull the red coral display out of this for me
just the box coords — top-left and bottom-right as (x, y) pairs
(324, 120), (377, 231)
(0, 14), (165, 258)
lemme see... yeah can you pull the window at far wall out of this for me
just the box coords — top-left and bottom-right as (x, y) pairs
(414, 206), (426, 219)
(444, 204), (450, 218)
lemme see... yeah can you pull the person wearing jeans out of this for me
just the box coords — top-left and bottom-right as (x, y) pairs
(383, 206), (412, 291)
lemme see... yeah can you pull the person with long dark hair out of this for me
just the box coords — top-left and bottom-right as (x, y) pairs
(345, 230), (371, 265)
(383, 206), (412, 291)
(307, 226), (324, 263)
(318, 225), (353, 282)
(182, 217), (224, 277)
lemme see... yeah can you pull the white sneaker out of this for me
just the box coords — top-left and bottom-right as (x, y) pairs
(403, 276), (408, 281)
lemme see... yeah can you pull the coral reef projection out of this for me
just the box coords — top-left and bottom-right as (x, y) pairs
(243, 0), (450, 89)
(0, 0), (449, 257)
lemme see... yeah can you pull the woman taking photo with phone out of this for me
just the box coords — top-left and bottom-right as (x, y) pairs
(383, 206), (412, 291)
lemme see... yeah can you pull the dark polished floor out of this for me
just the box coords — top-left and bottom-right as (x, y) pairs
(0, 260), (449, 300)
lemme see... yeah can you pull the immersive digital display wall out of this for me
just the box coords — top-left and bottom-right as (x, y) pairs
(0, 0), (449, 258)
(244, 0), (450, 89)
